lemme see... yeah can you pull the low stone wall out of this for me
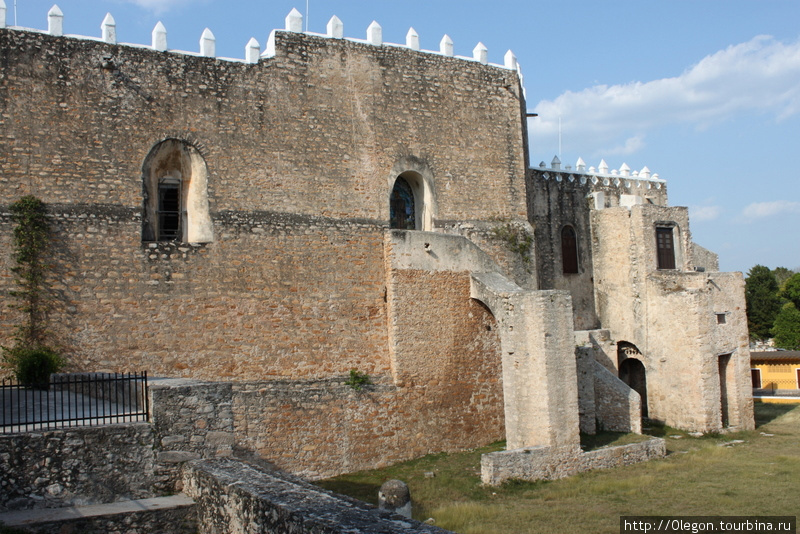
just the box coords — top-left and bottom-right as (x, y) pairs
(182, 457), (453, 534)
(481, 437), (666, 485)
(0, 496), (197, 534)
(0, 423), (156, 512)
(149, 379), (236, 493)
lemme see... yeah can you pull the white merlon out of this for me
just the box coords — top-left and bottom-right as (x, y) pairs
(367, 21), (382, 46)
(620, 163), (630, 177)
(327, 16), (343, 38)
(263, 30), (277, 58)
(101, 13), (116, 44)
(551, 155), (561, 170)
(473, 42), (488, 64)
(200, 28), (215, 57)
(48, 4), (63, 36)
(440, 34), (453, 56)
(504, 50), (517, 70)
(576, 157), (586, 171)
(245, 38), (260, 64)
(152, 21), (167, 51)
(640, 166), (651, 179)
(406, 27), (419, 51)
(598, 159), (609, 174)
(285, 8), (302, 32)
(7, 5), (525, 71)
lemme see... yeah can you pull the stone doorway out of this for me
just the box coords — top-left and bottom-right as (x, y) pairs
(618, 343), (648, 418)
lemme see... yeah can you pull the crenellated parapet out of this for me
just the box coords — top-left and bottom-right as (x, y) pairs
(0, 3), (522, 73)
(530, 156), (668, 207)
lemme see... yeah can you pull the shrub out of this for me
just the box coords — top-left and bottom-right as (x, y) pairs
(345, 369), (371, 391)
(4, 346), (64, 387)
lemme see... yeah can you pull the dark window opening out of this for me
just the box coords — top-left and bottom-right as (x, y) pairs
(751, 368), (762, 389)
(157, 181), (181, 241)
(390, 176), (416, 230)
(716, 313), (727, 324)
(719, 353), (731, 427)
(561, 225), (579, 274)
(656, 226), (676, 270)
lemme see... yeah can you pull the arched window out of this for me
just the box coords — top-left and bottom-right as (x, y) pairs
(390, 176), (417, 230)
(142, 139), (213, 243)
(561, 225), (579, 274)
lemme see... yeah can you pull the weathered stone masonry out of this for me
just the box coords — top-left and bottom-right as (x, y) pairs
(0, 7), (753, 495)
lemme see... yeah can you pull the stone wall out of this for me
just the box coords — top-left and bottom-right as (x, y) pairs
(233, 378), (504, 480)
(182, 457), (453, 534)
(591, 204), (754, 432)
(0, 25), (527, 378)
(3, 499), (197, 534)
(0, 424), (156, 512)
(149, 380), (236, 492)
(481, 437), (666, 485)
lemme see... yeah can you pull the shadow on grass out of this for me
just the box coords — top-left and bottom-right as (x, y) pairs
(754, 402), (797, 427)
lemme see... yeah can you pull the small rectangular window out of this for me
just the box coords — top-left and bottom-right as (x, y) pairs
(716, 313), (727, 324)
(656, 226), (676, 270)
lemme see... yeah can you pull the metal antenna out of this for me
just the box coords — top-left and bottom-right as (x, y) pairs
(305, 0), (309, 31)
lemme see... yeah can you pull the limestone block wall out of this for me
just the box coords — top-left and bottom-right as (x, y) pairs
(593, 361), (642, 433)
(1, 212), (391, 380)
(182, 457), (453, 534)
(0, 424), (156, 512)
(591, 204), (754, 431)
(481, 436), (666, 485)
(528, 175), (598, 329)
(0, 29), (527, 220)
(0, 23), (529, 380)
(233, 378), (505, 480)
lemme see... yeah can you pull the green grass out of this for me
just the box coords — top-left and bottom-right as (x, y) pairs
(317, 403), (800, 533)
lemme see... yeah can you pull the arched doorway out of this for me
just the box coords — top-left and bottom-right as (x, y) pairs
(618, 343), (648, 418)
(389, 175), (416, 230)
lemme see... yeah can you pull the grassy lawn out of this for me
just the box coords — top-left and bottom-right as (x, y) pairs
(317, 403), (800, 534)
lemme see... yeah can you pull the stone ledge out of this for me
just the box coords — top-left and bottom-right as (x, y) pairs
(183, 457), (453, 533)
(481, 437), (666, 485)
(0, 494), (195, 527)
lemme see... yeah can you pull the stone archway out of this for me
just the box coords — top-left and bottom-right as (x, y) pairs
(618, 343), (648, 418)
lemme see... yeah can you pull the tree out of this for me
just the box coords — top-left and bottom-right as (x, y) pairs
(745, 265), (781, 340)
(781, 272), (800, 309)
(772, 302), (800, 350)
(772, 267), (796, 289)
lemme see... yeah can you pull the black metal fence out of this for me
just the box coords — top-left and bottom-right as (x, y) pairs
(1, 371), (149, 433)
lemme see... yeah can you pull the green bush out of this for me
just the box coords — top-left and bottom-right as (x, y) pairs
(4, 346), (64, 387)
(345, 369), (371, 391)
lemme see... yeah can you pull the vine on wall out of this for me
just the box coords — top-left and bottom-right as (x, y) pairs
(3, 195), (64, 384)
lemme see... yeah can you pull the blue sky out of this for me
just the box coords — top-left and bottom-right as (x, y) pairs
(7, 0), (800, 274)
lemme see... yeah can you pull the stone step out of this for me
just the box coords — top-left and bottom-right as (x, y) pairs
(0, 494), (194, 528)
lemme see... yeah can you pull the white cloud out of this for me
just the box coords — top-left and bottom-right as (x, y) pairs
(532, 35), (800, 156)
(742, 201), (800, 219)
(690, 205), (722, 222)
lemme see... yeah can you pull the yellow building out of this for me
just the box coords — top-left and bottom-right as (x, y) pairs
(751, 351), (800, 403)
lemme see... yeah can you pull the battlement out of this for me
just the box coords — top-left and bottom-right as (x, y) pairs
(0, 3), (521, 72)
(532, 156), (665, 190)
